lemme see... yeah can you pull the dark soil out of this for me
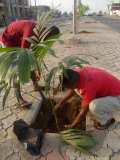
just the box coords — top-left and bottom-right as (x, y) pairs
(31, 92), (86, 133)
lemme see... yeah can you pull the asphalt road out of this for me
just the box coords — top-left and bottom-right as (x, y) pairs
(93, 16), (120, 33)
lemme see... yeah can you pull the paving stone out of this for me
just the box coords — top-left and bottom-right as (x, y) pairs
(6, 153), (20, 160)
(0, 125), (2, 130)
(0, 17), (120, 160)
(95, 147), (113, 158)
(19, 149), (36, 160)
(2, 114), (17, 129)
(0, 120), (3, 130)
(66, 148), (90, 160)
(111, 153), (120, 160)
(42, 150), (65, 160)
(0, 108), (11, 120)
(0, 140), (14, 160)
(103, 131), (120, 153)
(0, 130), (7, 143)
(7, 126), (14, 139)
(95, 158), (109, 160)
(12, 139), (22, 153)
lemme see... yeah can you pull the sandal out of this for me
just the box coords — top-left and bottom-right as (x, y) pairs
(94, 118), (115, 130)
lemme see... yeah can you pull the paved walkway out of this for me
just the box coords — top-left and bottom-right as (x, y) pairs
(0, 17), (120, 160)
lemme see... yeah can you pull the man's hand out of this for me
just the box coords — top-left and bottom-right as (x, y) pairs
(53, 104), (61, 113)
(64, 107), (88, 129)
(53, 89), (74, 113)
(64, 124), (74, 129)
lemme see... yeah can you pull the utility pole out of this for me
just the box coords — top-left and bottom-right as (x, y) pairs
(51, 0), (54, 9)
(73, 0), (77, 34)
(78, 0), (81, 15)
(29, 0), (31, 7)
(35, 0), (37, 7)
(34, 0), (37, 18)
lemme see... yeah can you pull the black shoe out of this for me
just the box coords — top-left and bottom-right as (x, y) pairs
(24, 130), (44, 156)
(94, 118), (115, 130)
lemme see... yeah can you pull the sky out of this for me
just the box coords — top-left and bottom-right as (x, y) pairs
(31, 0), (113, 13)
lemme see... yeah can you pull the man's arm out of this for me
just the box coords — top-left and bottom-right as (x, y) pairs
(21, 30), (32, 48)
(65, 87), (96, 128)
(21, 25), (35, 48)
(65, 106), (89, 128)
(54, 89), (74, 112)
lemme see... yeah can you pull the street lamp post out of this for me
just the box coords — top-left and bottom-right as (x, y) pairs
(73, 0), (77, 34)
(34, 0), (38, 18)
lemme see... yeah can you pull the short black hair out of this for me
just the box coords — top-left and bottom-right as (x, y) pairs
(44, 26), (60, 40)
(62, 69), (80, 87)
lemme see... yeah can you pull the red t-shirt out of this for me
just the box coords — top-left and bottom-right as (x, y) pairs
(74, 67), (120, 109)
(1, 20), (36, 48)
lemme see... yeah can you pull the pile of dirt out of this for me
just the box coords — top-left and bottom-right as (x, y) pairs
(31, 93), (86, 133)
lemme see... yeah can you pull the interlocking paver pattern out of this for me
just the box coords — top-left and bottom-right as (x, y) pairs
(0, 17), (120, 160)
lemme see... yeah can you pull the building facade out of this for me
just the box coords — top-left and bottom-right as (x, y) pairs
(0, 0), (30, 26)
(108, 0), (120, 16)
(6, 0), (30, 20)
(0, 0), (6, 26)
(30, 5), (51, 18)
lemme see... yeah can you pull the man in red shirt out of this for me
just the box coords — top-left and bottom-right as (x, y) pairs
(0, 20), (37, 107)
(0, 20), (36, 48)
(0, 20), (60, 108)
(54, 66), (120, 129)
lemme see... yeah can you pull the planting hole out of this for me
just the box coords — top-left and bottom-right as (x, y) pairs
(30, 92), (86, 133)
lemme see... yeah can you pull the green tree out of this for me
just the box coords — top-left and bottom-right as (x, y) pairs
(78, 3), (89, 16)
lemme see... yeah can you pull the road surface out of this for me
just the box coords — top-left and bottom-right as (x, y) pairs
(94, 15), (120, 33)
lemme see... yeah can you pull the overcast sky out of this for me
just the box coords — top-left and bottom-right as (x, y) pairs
(31, 0), (112, 13)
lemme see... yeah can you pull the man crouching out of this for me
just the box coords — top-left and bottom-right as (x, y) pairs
(54, 66), (120, 130)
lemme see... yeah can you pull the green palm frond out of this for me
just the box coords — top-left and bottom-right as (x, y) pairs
(0, 47), (19, 53)
(18, 50), (37, 84)
(60, 129), (97, 153)
(0, 51), (18, 80)
(0, 48), (37, 107)
(62, 55), (89, 68)
(2, 85), (11, 109)
(26, 13), (61, 73)
(32, 42), (57, 59)
(45, 55), (90, 95)
(0, 49), (37, 84)
(45, 67), (58, 93)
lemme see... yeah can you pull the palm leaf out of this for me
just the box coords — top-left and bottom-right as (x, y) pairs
(0, 51), (18, 80)
(33, 43), (57, 61)
(60, 129), (97, 153)
(18, 50), (34, 84)
(0, 83), (6, 94)
(44, 38), (63, 45)
(2, 67), (17, 108)
(0, 47), (19, 53)
(62, 56), (89, 68)
(45, 67), (58, 93)
(25, 36), (39, 44)
(37, 11), (52, 31)
(2, 85), (11, 109)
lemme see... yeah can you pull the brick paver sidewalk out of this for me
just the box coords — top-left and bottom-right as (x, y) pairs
(0, 17), (120, 160)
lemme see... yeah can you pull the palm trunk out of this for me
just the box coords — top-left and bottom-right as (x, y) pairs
(30, 70), (46, 100)
(13, 80), (25, 103)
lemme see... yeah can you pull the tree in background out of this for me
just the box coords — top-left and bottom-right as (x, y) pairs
(78, 3), (89, 16)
